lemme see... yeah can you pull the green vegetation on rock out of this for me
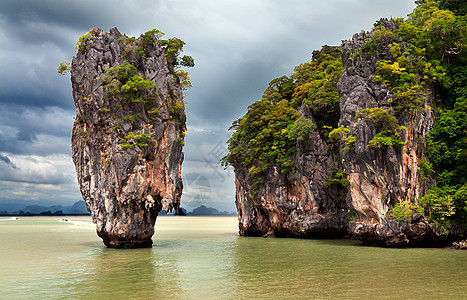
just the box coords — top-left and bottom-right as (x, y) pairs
(355, 107), (406, 149)
(223, 0), (466, 236)
(101, 61), (158, 107)
(350, 0), (466, 232)
(401, 0), (467, 231)
(75, 28), (102, 53)
(388, 200), (424, 223)
(222, 46), (343, 193)
(57, 62), (70, 75)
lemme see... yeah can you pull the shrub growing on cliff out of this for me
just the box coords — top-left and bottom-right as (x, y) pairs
(388, 201), (424, 223)
(141, 28), (164, 46)
(101, 61), (158, 104)
(76, 28), (102, 52)
(355, 108), (406, 150)
(121, 132), (153, 149)
(328, 125), (355, 153)
(287, 116), (316, 142)
(420, 186), (456, 234)
(138, 29), (195, 84)
(417, 159), (434, 180)
(57, 62), (70, 75)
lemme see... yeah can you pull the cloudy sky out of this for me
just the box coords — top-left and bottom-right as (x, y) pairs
(0, 0), (416, 211)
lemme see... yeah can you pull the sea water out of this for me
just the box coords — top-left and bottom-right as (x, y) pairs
(0, 216), (465, 299)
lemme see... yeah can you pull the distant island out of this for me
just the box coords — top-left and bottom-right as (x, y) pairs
(0, 200), (90, 216)
(0, 201), (236, 217)
(159, 205), (237, 216)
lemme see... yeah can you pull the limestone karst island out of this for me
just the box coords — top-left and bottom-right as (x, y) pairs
(66, 28), (192, 248)
(62, 0), (465, 249)
(222, 2), (466, 247)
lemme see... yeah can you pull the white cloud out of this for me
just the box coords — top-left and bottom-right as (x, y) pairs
(0, 152), (75, 185)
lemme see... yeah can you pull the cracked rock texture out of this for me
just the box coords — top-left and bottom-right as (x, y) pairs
(338, 21), (437, 246)
(234, 21), (443, 246)
(71, 28), (185, 248)
(236, 104), (349, 238)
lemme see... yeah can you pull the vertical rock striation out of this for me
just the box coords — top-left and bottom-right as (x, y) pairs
(337, 20), (437, 246)
(229, 19), (460, 246)
(71, 28), (186, 248)
(235, 104), (349, 238)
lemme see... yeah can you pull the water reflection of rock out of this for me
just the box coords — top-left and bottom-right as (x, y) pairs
(76, 245), (182, 298)
(170, 238), (239, 298)
(231, 238), (357, 298)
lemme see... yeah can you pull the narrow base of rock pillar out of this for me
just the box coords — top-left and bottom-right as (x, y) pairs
(102, 239), (153, 249)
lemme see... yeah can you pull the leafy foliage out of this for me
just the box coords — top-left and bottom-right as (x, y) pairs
(324, 169), (349, 189)
(328, 125), (355, 153)
(420, 186), (456, 233)
(75, 28), (102, 53)
(417, 159), (434, 180)
(222, 46), (343, 194)
(386, 0), (467, 231)
(286, 116), (316, 142)
(355, 108), (406, 149)
(101, 61), (158, 105)
(180, 55), (195, 67)
(139, 29), (195, 84)
(57, 62), (70, 75)
(388, 200), (424, 223)
(121, 132), (153, 149)
(426, 100), (467, 186)
(140, 28), (165, 46)
(170, 103), (185, 118)
(175, 70), (192, 90)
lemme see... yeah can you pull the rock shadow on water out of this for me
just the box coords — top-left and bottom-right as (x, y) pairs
(71, 246), (183, 298)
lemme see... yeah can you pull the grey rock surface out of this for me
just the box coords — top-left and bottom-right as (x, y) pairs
(71, 28), (186, 248)
(234, 20), (443, 246)
(338, 20), (436, 246)
(235, 104), (349, 238)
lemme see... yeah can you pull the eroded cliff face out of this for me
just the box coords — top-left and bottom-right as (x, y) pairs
(71, 28), (186, 248)
(337, 21), (437, 246)
(233, 21), (445, 246)
(236, 105), (349, 238)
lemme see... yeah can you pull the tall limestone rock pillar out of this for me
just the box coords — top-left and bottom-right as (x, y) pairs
(70, 28), (188, 248)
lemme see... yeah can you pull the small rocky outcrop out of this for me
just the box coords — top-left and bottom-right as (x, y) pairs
(452, 240), (467, 250)
(71, 28), (187, 248)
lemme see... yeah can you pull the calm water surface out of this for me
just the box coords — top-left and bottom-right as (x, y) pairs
(0, 216), (465, 299)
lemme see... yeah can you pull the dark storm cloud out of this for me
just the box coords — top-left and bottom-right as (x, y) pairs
(0, 104), (73, 155)
(0, 0), (126, 31)
(0, 154), (16, 169)
(0, 0), (417, 207)
(187, 59), (280, 125)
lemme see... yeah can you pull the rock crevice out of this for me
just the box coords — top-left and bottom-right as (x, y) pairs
(71, 28), (186, 248)
(231, 20), (454, 246)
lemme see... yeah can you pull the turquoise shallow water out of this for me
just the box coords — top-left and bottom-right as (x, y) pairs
(0, 216), (466, 299)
